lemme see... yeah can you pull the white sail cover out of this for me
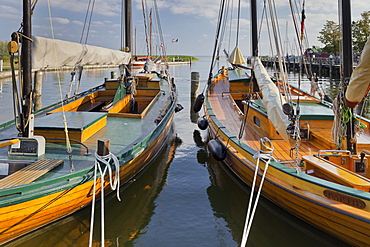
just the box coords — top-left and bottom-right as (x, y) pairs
(32, 36), (131, 70)
(227, 46), (246, 65)
(252, 57), (291, 144)
(345, 37), (370, 108)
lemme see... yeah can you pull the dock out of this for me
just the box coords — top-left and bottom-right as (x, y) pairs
(247, 57), (359, 78)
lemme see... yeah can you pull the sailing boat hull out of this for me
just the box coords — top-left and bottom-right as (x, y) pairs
(0, 110), (175, 244)
(204, 72), (370, 246)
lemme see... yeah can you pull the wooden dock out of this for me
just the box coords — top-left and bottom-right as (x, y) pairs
(247, 57), (358, 78)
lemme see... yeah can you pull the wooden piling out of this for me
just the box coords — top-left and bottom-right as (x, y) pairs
(97, 139), (110, 156)
(34, 70), (43, 111)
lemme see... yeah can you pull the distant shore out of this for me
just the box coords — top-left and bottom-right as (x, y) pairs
(0, 58), (196, 80)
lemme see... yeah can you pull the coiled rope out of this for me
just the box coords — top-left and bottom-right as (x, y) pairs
(241, 137), (274, 246)
(89, 152), (121, 247)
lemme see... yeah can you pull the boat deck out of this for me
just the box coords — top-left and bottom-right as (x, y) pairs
(0, 78), (172, 179)
(208, 75), (370, 163)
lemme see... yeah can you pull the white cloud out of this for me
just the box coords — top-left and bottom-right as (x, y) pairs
(53, 17), (70, 24)
(0, 4), (20, 19)
(72, 20), (84, 26)
(49, 0), (121, 16)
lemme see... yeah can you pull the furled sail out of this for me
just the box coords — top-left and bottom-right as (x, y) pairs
(345, 37), (370, 108)
(227, 46), (246, 65)
(252, 57), (290, 144)
(32, 36), (131, 70)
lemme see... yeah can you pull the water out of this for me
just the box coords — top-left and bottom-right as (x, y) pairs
(1, 58), (349, 246)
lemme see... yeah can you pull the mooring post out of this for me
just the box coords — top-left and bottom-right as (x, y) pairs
(33, 70), (43, 111)
(190, 71), (200, 98)
(190, 71), (200, 124)
(111, 71), (118, 79)
(97, 139), (110, 156)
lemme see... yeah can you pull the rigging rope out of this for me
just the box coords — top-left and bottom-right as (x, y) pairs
(89, 152), (121, 247)
(241, 138), (274, 246)
(47, 0), (72, 154)
(141, 0), (150, 56)
(80, 0), (96, 44)
(208, 0), (228, 84)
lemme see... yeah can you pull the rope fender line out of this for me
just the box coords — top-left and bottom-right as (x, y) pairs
(241, 137), (274, 246)
(89, 152), (121, 247)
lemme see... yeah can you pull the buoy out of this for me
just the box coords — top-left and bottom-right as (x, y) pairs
(207, 139), (226, 161)
(175, 103), (184, 113)
(193, 93), (204, 113)
(197, 116), (209, 130)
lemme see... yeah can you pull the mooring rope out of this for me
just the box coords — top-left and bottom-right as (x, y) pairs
(241, 138), (274, 246)
(89, 152), (121, 247)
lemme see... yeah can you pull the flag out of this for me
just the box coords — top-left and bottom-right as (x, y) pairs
(172, 39), (175, 43)
(175, 39), (178, 42)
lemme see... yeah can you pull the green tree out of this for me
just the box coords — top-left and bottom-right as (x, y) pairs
(317, 20), (341, 55)
(352, 11), (370, 52)
(0, 40), (9, 61)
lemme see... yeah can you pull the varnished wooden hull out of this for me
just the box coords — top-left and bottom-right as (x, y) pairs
(0, 112), (174, 244)
(4, 134), (178, 246)
(204, 77), (370, 246)
(0, 70), (177, 245)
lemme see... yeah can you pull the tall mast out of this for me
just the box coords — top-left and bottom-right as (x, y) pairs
(149, 9), (152, 57)
(124, 0), (132, 76)
(250, 0), (259, 92)
(340, 0), (356, 153)
(21, 0), (32, 137)
(124, 0), (132, 52)
(251, 0), (258, 56)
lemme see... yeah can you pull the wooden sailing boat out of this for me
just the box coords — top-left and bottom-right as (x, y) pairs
(0, 0), (179, 244)
(4, 132), (179, 246)
(199, 0), (370, 246)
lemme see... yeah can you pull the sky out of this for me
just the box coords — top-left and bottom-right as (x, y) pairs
(0, 0), (368, 56)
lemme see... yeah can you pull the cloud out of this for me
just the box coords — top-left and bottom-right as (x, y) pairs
(134, 0), (220, 19)
(72, 20), (84, 26)
(49, 0), (121, 16)
(0, 4), (20, 19)
(53, 17), (70, 24)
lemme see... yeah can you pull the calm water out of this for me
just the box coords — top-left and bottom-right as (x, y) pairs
(1, 57), (349, 246)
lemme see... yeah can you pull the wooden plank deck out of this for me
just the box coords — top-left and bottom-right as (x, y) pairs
(0, 159), (64, 189)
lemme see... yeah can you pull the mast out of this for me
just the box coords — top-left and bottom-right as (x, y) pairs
(125, 0), (132, 76)
(251, 0), (258, 56)
(124, 0), (132, 52)
(149, 9), (153, 57)
(21, 0), (32, 137)
(340, 0), (356, 153)
(251, 0), (260, 92)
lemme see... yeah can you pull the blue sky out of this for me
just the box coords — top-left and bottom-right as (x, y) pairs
(0, 0), (367, 56)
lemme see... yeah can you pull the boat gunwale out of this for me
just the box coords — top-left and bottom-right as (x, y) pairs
(204, 87), (370, 202)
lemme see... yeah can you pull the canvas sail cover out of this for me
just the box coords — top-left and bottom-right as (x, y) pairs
(227, 46), (246, 65)
(32, 36), (131, 70)
(345, 37), (370, 108)
(252, 57), (291, 144)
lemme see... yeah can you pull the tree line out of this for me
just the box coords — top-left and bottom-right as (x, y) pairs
(318, 10), (370, 55)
